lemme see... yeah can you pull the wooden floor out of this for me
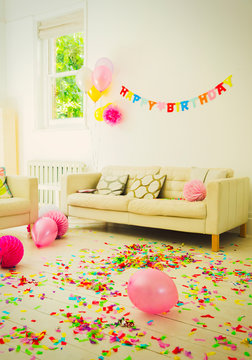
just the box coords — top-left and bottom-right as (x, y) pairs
(0, 219), (251, 360)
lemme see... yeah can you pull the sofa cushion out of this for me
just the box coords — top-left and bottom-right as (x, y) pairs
(159, 167), (191, 199)
(0, 198), (31, 217)
(96, 174), (128, 195)
(190, 167), (234, 184)
(0, 167), (12, 199)
(127, 174), (166, 199)
(204, 169), (231, 184)
(159, 167), (234, 199)
(101, 166), (161, 194)
(128, 198), (206, 219)
(190, 167), (209, 183)
(68, 193), (131, 212)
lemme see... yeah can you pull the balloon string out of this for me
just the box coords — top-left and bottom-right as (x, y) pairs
(90, 100), (102, 170)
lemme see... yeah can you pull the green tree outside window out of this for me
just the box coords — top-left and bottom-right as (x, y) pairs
(53, 32), (84, 119)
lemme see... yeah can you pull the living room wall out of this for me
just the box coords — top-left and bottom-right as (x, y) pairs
(2, 0), (252, 231)
(0, 0), (5, 109)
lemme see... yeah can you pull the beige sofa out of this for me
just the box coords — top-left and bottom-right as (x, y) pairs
(61, 166), (249, 251)
(0, 176), (38, 230)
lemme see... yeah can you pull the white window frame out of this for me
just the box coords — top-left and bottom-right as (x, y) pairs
(36, 6), (87, 130)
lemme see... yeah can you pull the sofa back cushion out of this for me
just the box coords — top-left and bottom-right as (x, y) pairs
(159, 167), (234, 199)
(101, 166), (161, 195)
(159, 167), (191, 199)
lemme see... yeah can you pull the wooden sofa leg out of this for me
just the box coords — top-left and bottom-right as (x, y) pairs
(28, 223), (34, 238)
(240, 223), (247, 238)
(212, 234), (219, 252)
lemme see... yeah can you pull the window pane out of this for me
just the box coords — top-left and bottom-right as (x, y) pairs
(55, 32), (84, 73)
(52, 76), (83, 119)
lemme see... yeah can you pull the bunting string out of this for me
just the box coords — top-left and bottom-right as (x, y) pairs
(119, 75), (233, 113)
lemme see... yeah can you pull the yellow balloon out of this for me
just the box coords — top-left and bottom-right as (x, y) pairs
(94, 103), (112, 121)
(94, 107), (103, 121)
(87, 85), (102, 102)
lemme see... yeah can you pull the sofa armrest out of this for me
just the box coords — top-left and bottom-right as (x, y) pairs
(205, 177), (249, 235)
(6, 176), (38, 224)
(60, 172), (102, 215)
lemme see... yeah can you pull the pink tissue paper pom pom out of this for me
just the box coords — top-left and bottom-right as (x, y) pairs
(183, 179), (207, 202)
(103, 105), (122, 126)
(0, 235), (24, 268)
(42, 211), (69, 238)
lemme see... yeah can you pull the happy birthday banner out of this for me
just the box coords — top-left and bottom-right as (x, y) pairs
(119, 75), (233, 113)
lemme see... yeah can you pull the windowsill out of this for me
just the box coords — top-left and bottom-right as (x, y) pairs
(34, 124), (89, 132)
(34, 118), (89, 132)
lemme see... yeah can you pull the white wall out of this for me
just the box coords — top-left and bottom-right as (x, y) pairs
(2, 0), (252, 230)
(0, 0), (5, 109)
(0, 0), (5, 163)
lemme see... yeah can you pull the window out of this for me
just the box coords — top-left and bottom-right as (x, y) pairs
(37, 9), (86, 129)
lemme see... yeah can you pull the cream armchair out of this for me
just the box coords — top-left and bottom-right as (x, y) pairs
(0, 176), (38, 230)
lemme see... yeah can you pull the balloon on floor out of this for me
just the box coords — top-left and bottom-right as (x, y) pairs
(127, 268), (178, 314)
(31, 217), (58, 248)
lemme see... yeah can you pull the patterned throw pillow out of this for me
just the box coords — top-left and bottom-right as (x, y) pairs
(96, 174), (129, 195)
(127, 174), (166, 199)
(0, 167), (12, 199)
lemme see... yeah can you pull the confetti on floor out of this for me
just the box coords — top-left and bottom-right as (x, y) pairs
(0, 226), (251, 360)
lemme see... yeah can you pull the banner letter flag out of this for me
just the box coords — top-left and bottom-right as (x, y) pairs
(157, 102), (166, 111)
(120, 86), (129, 96)
(223, 75), (233, 87)
(148, 101), (157, 110)
(167, 103), (175, 112)
(141, 98), (148, 106)
(181, 101), (189, 111)
(198, 93), (208, 105)
(119, 75), (233, 114)
(189, 97), (198, 108)
(208, 89), (216, 100)
(126, 91), (134, 101)
(215, 82), (227, 95)
(133, 94), (141, 103)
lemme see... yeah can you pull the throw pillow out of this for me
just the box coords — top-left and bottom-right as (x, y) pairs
(190, 167), (228, 184)
(127, 174), (166, 199)
(0, 167), (12, 199)
(204, 169), (228, 184)
(77, 189), (97, 193)
(190, 167), (209, 183)
(96, 174), (129, 195)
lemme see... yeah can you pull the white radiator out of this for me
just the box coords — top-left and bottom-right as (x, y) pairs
(28, 160), (86, 207)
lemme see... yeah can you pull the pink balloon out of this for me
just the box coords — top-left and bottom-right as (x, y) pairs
(31, 217), (58, 248)
(92, 65), (112, 92)
(95, 57), (114, 74)
(127, 268), (178, 314)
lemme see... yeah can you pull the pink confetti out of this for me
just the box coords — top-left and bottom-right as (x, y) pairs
(194, 338), (206, 341)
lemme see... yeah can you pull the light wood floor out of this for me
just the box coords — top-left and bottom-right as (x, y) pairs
(0, 219), (251, 360)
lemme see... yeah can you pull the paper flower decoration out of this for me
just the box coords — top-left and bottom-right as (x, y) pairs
(183, 179), (206, 202)
(0, 235), (24, 268)
(103, 105), (122, 126)
(42, 210), (69, 238)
